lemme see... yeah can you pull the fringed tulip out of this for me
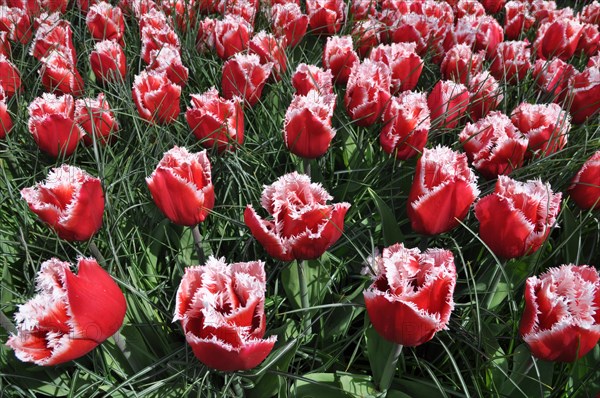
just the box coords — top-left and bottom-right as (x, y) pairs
(86, 1), (125, 45)
(147, 45), (189, 87)
(369, 42), (423, 94)
(535, 19), (583, 60)
(567, 65), (600, 124)
(249, 31), (287, 81)
(322, 35), (359, 85)
(75, 93), (119, 145)
(504, 1), (535, 40)
(270, 3), (308, 48)
(90, 40), (127, 84)
(221, 53), (272, 107)
(30, 19), (76, 63)
(0, 88), (12, 138)
(532, 58), (576, 100)
(305, 0), (345, 35)
(214, 15), (252, 60)
(440, 44), (484, 85)
(344, 59), (391, 127)
(132, 70), (181, 124)
(39, 51), (85, 97)
(0, 6), (31, 44)
(0, 54), (21, 97)
(568, 151), (600, 210)
(427, 80), (469, 129)
(291, 63), (333, 96)
(489, 41), (532, 84)
(468, 71), (503, 122)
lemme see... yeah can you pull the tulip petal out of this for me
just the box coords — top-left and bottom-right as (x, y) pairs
(244, 206), (292, 261)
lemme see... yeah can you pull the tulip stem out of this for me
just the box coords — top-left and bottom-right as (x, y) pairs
(0, 311), (17, 334)
(297, 260), (312, 336)
(378, 343), (403, 393)
(89, 241), (107, 268)
(303, 158), (311, 178)
(192, 225), (206, 264)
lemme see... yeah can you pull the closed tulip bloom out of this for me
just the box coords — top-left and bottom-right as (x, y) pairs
(0, 54), (21, 97)
(532, 57), (576, 100)
(520, 265), (600, 362)
(490, 41), (532, 84)
(510, 102), (570, 158)
(283, 90), (336, 159)
(291, 63), (333, 96)
(568, 151), (600, 210)
(147, 45), (189, 87)
(140, 24), (180, 64)
(6, 257), (126, 366)
(0, 32), (9, 57)
(244, 172), (350, 261)
(567, 65), (600, 124)
(185, 88), (244, 153)
(86, 1), (125, 45)
(380, 91), (430, 160)
(455, 0), (485, 19)
(468, 71), (503, 122)
(270, 3), (308, 48)
(577, 23), (600, 57)
(440, 44), (484, 85)
(0, 6), (31, 44)
(504, 1), (535, 40)
(369, 42), (423, 94)
(445, 15), (504, 59)
(352, 18), (384, 58)
(407, 146), (479, 235)
(39, 51), (85, 97)
(30, 19), (76, 63)
(221, 53), (272, 107)
(305, 0), (345, 35)
(428, 80), (469, 129)
(75, 93), (119, 146)
(382, 12), (430, 56)
(249, 31), (287, 81)
(581, 1), (600, 25)
(364, 243), (456, 346)
(350, 0), (378, 20)
(322, 35), (359, 85)
(196, 17), (216, 53)
(214, 15), (252, 60)
(479, 0), (504, 14)
(174, 257), (276, 371)
(459, 112), (528, 179)
(535, 18), (583, 61)
(146, 146), (214, 226)
(0, 88), (12, 138)
(345, 59), (392, 127)
(132, 70), (181, 124)
(90, 40), (127, 84)
(21, 165), (105, 241)
(475, 176), (561, 259)
(28, 93), (82, 158)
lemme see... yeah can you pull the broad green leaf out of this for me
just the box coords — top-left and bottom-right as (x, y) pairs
(281, 258), (329, 310)
(291, 373), (351, 398)
(337, 373), (378, 397)
(365, 325), (399, 389)
(368, 189), (403, 245)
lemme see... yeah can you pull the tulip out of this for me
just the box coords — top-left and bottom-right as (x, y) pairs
(196, 17), (216, 53)
(369, 42), (423, 94)
(174, 257), (276, 371)
(455, 0), (485, 18)
(383, 12), (430, 56)
(270, 3), (308, 48)
(213, 15), (252, 60)
(244, 172), (350, 261)
(581, 1), (600, 25)
(520, 265), (600, 362)
(504, 1), (535, 40)
(147, 45), (189, 87)
(283, 90), (336, 159)
(146, 146), (214, 226)
(0, 31), (9, 57)
(567, 65), (600, 124)
(140, 23), (180, 64)
(6, 257), (126, 366)
(185, 88), (244, 153)
(427, 80), (469, 129)
(28, 93), (83, 158)
(344, 59), (392, 127)
(445, 15), (504, 59)
(249, 31), (287, 81)
(221, 53), (272, 107)
(480, 0), (504, 14)
(475, 176), (562, 259)
(0, 88), (12, 138)
(39, 51), (85, 97)
(0, 6), (31, 44)
(535, 19), (583, 61)
(291, 63), (333, 96)
(510, 102), (571, 158)
(352, 18), (384, 58)
(305, 0), (345, 35)
(21, 165), (104, 240)
(568, 151), (600, 210)
(459, 111), (528, 179)
(440, 44), (484, 85)
(0, 54), (21, 97)
(489, 41), (532, 84)
(322, 35), (359, 85)
(380, 91), (430, 160)
(577, 23), (600, 57)
(75, 93), (119, 146)
(30, 19), (76, 63)
(132, 70), (181, 124)
(350, 0), (378, 20)
(407, 146), (479, 235)
(222, 0), (257, 26)
(532, 58), (576, 100)
(364, 243), (456, 346)
(467, 71), (503, 122)
(89, 40), (127, 84)
(86, 1), (125, 45)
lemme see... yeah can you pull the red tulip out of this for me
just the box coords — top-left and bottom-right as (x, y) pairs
(138, 7), (168, 32)
(490, 41), (532, 84)
(140, 24), (180, 64)
(6, 257), (126, 366)
(364, 243), (456, 347)
(270, 3), (308, 48)
(291, 63), (333, 96)
(146, 146), (214, 226)
(567, 65), (600, 124)
(244, 172), (350, 261)
(305, 0), (345, 35)
(90, 40), (127, 84)
(380, 91), (430, 160)
(0, 88), (12, 138)
(520, 264), (600, 362)
(249, 31), (287, 81)
(21, 165), (104, 240)
(283, 90), (336, 158)
(440, 44), (484, 85)
(132, 70), (181, 124)
(174, 257), (276, 371)
(221, 53), (272, 107)
(581, 1), (600, 26)
(475, 176), (561, 259)
(28, 93), (82, 158)
(39, 51), (85, 96)
(479, 0), (504, 14)
(350, 0), (378, 20)
(0, 31), (9, 57)
(185, 88), (244, 153)
(352, 18), (384, 58)
(147, 45), (189, 87)
(459, 111), (528, 179)
(214, 15), (252, 60)
(75, 93), (119, 146)
(454, 0), (485, 19)
(322, 35), (359, 85)
(568, 151), (600, 210)
(535, 19), (583, 61)
(504, 1), (535, 40)
(445, 15), (504, 59)
(467, 71), (503, 122)
(30, 19), (76, 63)
(510, 102), (571, 159)
(407, 146), (479, 235)
(577, 23), (600, 57)
(427, 80), (469, 129)
(532, 57), (576, 100)
(222, 0), (257, 26)
(0, 6), (31, 44)
(0, 54), (21, 97)
(86, 1), (125, 46)
(344, 59), (392, 127)
(369, 42), (423, 94)
(196, 17), (216, 53)
(382, 12), (430, 56)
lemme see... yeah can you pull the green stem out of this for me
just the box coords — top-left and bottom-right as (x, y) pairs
(89, 241), (107, 268)
(0, 311), (17, 334)
(297, 260), (311, 336)
(378, 344), (403, 394)
(303, 158), (311, 178)
(192, 225), (206, 264)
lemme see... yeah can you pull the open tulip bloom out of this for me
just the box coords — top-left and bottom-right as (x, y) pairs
(520, 264), (600, 362)
(244, 172), (350, 262)
(364, 243), (456, 347)
(7, 257), (126, 366)
(174, 257), (276, 371)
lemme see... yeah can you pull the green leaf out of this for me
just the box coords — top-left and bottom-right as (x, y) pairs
(337, 373), (378, 397)
(291, 373), (351, 398)
(365, 325), (398, 389)
(281, 258), (329, 310)
(368, 189), (404, 245)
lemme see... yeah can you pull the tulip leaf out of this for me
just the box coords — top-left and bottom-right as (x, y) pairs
(337, 373), (378, 397)
(368, 189), (404, 246)
(499, 344), (554, 397)
(365, 325), (399, 390)
(281, 259), (329, 310)
(385, 390), (414, 398)
(290, 373), (352, 398)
